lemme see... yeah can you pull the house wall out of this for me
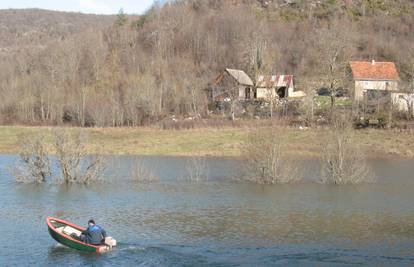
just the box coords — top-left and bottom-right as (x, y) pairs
(238, 86), (245, 100)
(354, 80), (398, 101)
(287, 87), (306, 98)
(256, 88), (274, 99)
(255, 87), (306, 99)
(215, 73), (253, 101)
(238, 86), (254, 100)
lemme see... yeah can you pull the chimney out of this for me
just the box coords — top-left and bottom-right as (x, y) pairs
(372, 60), (376, 65)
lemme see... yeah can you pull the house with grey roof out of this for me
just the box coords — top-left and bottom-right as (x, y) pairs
(213, 68), (255, 102)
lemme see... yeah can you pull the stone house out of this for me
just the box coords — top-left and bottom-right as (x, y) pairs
(213, 68), (254, 102)
(349, 60), (400, 101)
(255, 74), (306, 99)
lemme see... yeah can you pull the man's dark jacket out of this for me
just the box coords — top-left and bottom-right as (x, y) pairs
(81, 225), (107, 245)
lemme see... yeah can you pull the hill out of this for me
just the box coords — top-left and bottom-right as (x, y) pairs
(0, 9), (114, 55)
(0, 1), (413, 126)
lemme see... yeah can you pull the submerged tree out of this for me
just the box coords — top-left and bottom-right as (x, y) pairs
(54, 130), (105, 184)
(13, 131), (105, 184)
(242, 127), (300, 184)
(321, 115), (374, 184)
(13, 134), (51, 183)
(130, 158), (159, 183)
(185, 155), (209, 182)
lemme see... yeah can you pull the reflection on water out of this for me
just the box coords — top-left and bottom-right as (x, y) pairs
(0, 155), (414, 266)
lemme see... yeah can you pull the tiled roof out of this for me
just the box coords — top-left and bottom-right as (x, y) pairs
(349, 61), (400, 81)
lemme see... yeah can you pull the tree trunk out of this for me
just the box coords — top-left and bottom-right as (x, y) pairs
(330, 91), (336, 119)
(270, 96), (273, 118)
(388, 102), (393, 128)
(40, 96), (45, 122)
(230, 99), (235, 121)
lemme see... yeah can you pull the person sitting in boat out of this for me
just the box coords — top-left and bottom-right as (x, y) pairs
(80, 219), (107, 245)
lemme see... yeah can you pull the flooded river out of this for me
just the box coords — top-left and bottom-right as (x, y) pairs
(1, 156), (414, 266)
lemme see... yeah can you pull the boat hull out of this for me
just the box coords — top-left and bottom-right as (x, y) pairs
(46, 217), (111, 253)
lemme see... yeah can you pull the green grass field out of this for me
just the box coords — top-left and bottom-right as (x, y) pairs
(0, 126), (413, 158)
(314, 96), (353, 109)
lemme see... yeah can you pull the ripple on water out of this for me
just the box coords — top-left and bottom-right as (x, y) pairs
(1, 156), (414, 266)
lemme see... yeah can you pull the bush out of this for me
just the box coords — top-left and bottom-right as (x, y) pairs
(321, 115), (374, 184)
(54, 130), (105, 184)
(130, 158), (159, 183)
(242, 127), (301, 184)
(13, 134), (51, 183)
(185, 156), (209, 182)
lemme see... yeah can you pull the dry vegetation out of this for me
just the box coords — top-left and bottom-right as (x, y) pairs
(321, 115), (374, 184)
(13, 133), (51, 183)
(53, 131), (105, 184)
(242, 116), (374, 185)
(185, 156), (209, 182)
(1, 1), (414, 126)
(2, 125), (414, 158)
(242, 127), (301, 184)
(130, 158), (159, 183)
(13, 130), (105, 184)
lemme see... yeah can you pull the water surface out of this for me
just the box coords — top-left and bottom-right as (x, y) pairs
(1, 156), (414, 266)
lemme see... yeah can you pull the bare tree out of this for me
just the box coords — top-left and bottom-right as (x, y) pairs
(245, 29), (267, 78)
(297, 79), (316, 126)
(398, 48), (414, 120)
(130, 158), (159, 183)
(2, 3), (414, 127)
(54, 130), (104, 184)
(321, 115), (374, 184)
(400, 94), (414, 120)
(242, 127), (300, 184)
(397, 82), (414, 120)
(13, 133), (51, 183)
(182, 67), (209, 119)
(313, 21), (353, 116)
(214, 71), (242, 121)
(185, 156), (209, 182)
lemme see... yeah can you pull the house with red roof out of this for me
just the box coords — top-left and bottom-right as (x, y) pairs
(349, 60), (400, 101)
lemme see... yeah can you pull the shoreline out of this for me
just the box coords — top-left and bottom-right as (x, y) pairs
(1, 125), (413, 159)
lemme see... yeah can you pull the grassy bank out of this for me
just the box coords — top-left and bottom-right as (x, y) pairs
(1, 126), (413, 158)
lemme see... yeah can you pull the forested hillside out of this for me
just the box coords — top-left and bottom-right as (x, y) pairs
(0, 0), (413, 126)
(0, 9), (114, 55)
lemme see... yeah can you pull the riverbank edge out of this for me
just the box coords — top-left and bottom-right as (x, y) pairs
(0, 125), (413, 159)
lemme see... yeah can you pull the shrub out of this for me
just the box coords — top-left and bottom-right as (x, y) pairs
(130, 158), (159, 183)
(54, 130), (105, 184)
(242, 127), (301, 184)
(185, 156), (209, 182)
(321, 115), (374, 184)
(13, 134), (51, 183)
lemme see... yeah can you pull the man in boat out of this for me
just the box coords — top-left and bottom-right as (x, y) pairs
(79, 219), (107, 245)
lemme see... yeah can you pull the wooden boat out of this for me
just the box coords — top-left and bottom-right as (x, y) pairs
(46, 217), (116, 253)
